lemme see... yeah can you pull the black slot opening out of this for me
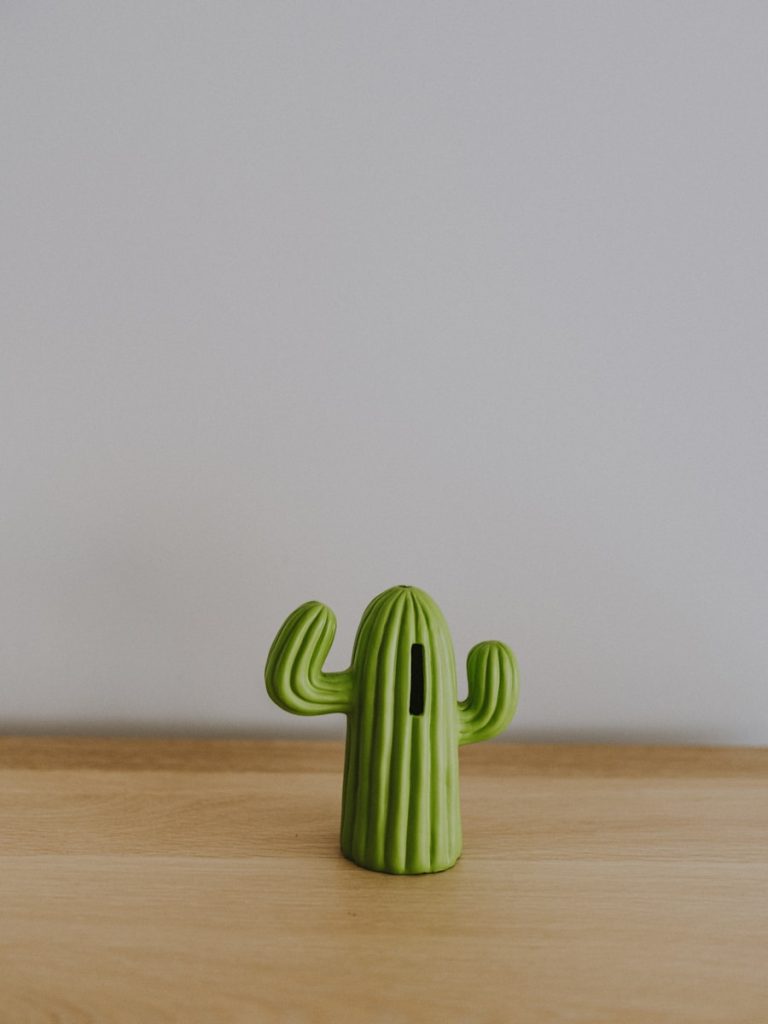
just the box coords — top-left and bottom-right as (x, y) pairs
(409, 643), (425, 716)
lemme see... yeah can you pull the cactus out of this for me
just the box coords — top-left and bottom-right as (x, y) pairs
(265, 585), (519, 874)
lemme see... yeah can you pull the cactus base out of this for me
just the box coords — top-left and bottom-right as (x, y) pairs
(342, 847), (461, 875)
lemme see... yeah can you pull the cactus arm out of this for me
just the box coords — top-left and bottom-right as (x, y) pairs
(457, 640), (519, 745)
(265, 601), (353, 716)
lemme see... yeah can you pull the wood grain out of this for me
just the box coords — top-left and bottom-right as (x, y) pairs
(1, 738), (766, 1023)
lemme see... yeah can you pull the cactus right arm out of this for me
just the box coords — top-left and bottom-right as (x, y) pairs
(265, 601), (353, 715)
(457, 640), (519, 745)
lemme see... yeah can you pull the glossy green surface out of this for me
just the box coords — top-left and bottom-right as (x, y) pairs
(265, 585), (519, 874)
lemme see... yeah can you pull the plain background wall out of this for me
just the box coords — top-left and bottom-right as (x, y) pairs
(2, 2), (767, 743)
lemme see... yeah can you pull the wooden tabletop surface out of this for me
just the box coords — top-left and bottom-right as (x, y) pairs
(1, 738), (766, 1023)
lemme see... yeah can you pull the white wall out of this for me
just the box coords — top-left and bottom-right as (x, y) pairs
(2, 2), (766, 743)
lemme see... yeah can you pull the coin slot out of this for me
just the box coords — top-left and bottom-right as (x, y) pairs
(410, 643), (425, 716)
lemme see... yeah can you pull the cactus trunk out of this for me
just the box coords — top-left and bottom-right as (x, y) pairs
(339, 588), (461, 874)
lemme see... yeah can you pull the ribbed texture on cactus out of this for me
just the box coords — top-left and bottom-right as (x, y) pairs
(264, 585), (520, 875)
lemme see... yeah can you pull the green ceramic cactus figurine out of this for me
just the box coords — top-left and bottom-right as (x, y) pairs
(265, 585), (519, 875)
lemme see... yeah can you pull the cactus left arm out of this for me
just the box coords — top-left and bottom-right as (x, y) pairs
(457, 640), (519, 745)
(265, 601), (353, 716)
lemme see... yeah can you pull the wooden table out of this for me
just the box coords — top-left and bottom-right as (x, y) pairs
(1, 738), (766, 1023)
